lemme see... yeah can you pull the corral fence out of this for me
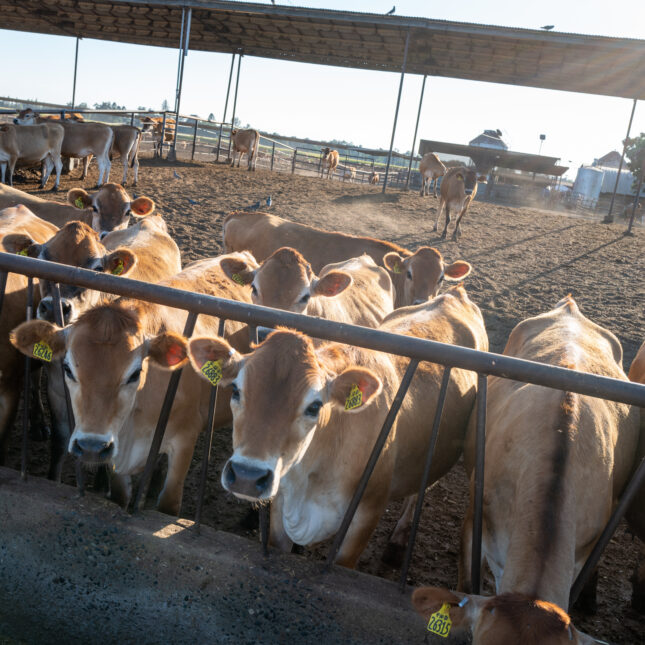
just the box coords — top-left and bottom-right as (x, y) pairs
(0, 99), (421, 189)
(1, 251), (644, 608)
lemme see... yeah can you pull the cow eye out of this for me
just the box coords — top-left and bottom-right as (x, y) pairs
(126, 369), (141, 384)
(406, 269), (412, 279)
(63, 362), (76, 382)
(305, 400), (322, 417)
(230, 383), (240, 401)
(251, 284), (258, 296)
(438, 273), (445, 283)
(92, 205), (98, 213)
(300, 293), (310, 304)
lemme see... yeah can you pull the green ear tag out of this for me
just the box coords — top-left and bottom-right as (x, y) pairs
(344, 384), (363, 410)
(392, 263), (402, 274)
(201, 360), (223, 386)
(426, 603), (452, 638)
(74, 197), (85, 209)
(33, 341), (53, 362)
(18, 248), (28, 256)
(231, 273), (246, 286)
(112, 259), (125, 276)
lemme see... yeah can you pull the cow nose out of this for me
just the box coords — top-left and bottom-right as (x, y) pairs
(222, 459), (273, 499)
(99, 231), (109, 240)
(37, 297), (73, 324)
(71, 437), (114, 463)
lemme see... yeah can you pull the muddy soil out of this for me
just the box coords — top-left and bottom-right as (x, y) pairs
(4, 157), (644, 643)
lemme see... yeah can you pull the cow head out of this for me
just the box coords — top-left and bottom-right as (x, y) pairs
(322, 147), (331, 159)
(11, 221), (137, 325)
(68, 183), (155, 237)
(383, 247), (472, 307)
(220, 247), (352, 315)
(412, 588), (607, 645)
(13, 108), (39, 125)
(187, 330), (382, 502)
(452, 168), (487, 195)
(10, 304), (188, 470)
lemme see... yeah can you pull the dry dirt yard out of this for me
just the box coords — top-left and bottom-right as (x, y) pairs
(5, 157), (645, 644)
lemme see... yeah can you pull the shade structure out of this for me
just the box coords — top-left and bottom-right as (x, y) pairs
(1, 0), (644, 100)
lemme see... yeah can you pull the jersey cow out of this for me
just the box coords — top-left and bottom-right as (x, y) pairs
(230, 128), (260, 171)
(223, 211), (472, 307)
(419, 152), (446, 197)
(186, 285), (488, 567)
(220, 248), (394, 328)
(369, 171), (379, 185)
(140, 116), (175, 156)
(434, 166), (486, 240)
(0, 122), (63, 190)
(458, 296), (639, 612)
(320, 148), (339, 179)
(15, 109), (114, 186)
(11, 253), (257, 513)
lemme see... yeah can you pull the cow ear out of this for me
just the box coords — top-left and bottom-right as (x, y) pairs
(10, 320), (66, 362)
(1, 233), (39, 257)
(187, 336), (242, 386)
(220, 257), (255, 286)
(329, 368), (382, 412)
(477, 175), (488, 183)
(130, 196), (155, 218)
(411, 587), (476, 635)
(444, 261), (472, 281)
(68, 188), (92, 210)
(383, 252), (405, 275)
(147, 332), (188, 370)
(104, 249), (137, 276)
(312, 271), (352, 297)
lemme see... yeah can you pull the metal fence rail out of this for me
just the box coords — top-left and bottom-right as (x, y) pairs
(1, 251), (644, 607)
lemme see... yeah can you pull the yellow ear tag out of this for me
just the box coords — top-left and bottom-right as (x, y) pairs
(112, 259), (125, 276)
(427, 603), (452, 638)
(392, 263), (402, 274)
(18, 248), (28, 256)
(74, 197), (85, 209)
(231, 273), (246, 286)
(201, 360), (223, 386)
(344, 384), (363, 410)
(33, 341), (53, 362)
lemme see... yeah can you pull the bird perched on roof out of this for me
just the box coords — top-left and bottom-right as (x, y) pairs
(245, 200), (262, 212)
(541, 25), (554, 30)
(386, 6), (395, 15)
(173, 170), (181, 179)
(266, 196), (272, 208)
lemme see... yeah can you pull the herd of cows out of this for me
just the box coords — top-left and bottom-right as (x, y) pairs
(0, 123), (644, 643)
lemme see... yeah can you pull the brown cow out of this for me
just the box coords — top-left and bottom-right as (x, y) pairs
(67, 183), (155, 237)
(458, 296), (639, 612)
(411, 587), (605, 645)
(220, 248), (394, 328)
(369, 171), (380, 185)
(229, 128), (260, 171)
(320, 148), (339, 179)
(140, 116), (175, 156)
(15, 109), (113, 186)
(222, 212), (472, 307)
(342, 166), (356, 182)
(419, 152), (446, 197)
(434, 166), (487, 240)
(81, 125), (141, 187)
(185, 284), (488, 566)
(0, 205), (58, 462)
(11, 253), (255, 513)
(0, 122), (63, 190)
(0, 184), (92, 228)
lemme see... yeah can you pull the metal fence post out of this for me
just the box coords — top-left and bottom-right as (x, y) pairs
(0, 271), (8, 319)
(627, 167), (644, 235)
(191, 118), (198, 160)
(406, 75), (426, 189)
(130, 112), (135, 126)
(271, 142), (276, 171)
(471, 374), (488, 594)
(218, 53), (236, 163)
(20, 277), (34, 480)
(292, 148), (297, 174)
(159, 112), (167, 158)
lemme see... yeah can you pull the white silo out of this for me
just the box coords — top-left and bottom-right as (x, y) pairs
(572, 166), (604, 205)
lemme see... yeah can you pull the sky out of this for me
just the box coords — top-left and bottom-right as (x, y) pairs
(1, 0), (644, 178)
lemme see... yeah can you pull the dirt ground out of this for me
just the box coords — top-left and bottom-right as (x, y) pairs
(4, 157), (645, 644)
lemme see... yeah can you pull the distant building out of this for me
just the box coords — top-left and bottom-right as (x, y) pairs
(469, 129), (508, 150)
(593, 150), (622, 168)
(590, 150), (645, 196)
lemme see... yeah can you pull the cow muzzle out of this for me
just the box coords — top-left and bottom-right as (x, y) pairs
(222, 459), (274, 500)
(71, 437), (114, 464)
(37, 296), (73, 325)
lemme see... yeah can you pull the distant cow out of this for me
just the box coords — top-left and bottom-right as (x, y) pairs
(0, 122), (63, 190)
(458, 296), (639, 611)
(434, 166), (486, 240)
(140, 116), (175, 156)
(412, 587), (604, 645)
(229, 128), (260, 171)
(320, 148), (339, 179)
(369, 171), (379, 185)
(15, 109), (114, 186)
(343, 166), (356, 182)
(419, 152), (446, 197)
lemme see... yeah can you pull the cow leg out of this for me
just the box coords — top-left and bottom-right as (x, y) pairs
(382, 494), (417, 567)
(420, 177), (426, 197)
(52, 154), (62, 191)
(109, 473), (133, 509)
(81, 155), (92, 180)
(131, 150), (139, 186)
(632, 550), (645, 613)
(334, 498), (386, 568)
(433, 177), (438, 198)
(453, 205), (468, 240)
(29, 366), (50, 442)
(440, 204), (452, 239)
(269, 493), (294, 553)
(433, 199), (444, 231)
(458, 499), (474, 593)
(0, 387), (19, 467)
(121, 155), (129, 186)
(45, 364), (71, 482)
(41, 156), (54, 190)
(7, 157), (16, 187)
(156, 443), (195, 515)
(0, 163), (5, 184)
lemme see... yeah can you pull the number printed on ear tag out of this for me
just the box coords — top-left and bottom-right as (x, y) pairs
(112, 259), (125, 276)
(201, 360), (223, 386)
(344, 384), (363, 410)
(392, 263), (402, 274)
(33, 341), (53, 362)
(426, 603), (452, 638)
(231, 273), (245, 286)
(74, 197), (85, 209)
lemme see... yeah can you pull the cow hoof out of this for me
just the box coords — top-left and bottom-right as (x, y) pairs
(440, 232), (447, 240)
(381, 542), (406, 568)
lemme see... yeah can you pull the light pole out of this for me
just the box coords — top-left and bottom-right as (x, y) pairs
(538, 134), (546, 155)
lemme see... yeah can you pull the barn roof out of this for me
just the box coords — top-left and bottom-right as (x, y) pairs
(2, 0), (644, 100)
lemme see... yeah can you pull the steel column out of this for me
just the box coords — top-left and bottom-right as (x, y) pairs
(0, 271), (7, 319)
(132, 311), (198, 512)
(228, 53), (243, 160)
(170, 7), (192, 160)
(406, 75), (426, 189)
(20, 277), (34, 479)
(399, 366), (451, 589)
(382, 29), (411, 194)
(191, 118), (198, 160)
(325, 358), (419, 568)
(604, 99), (637, 222)
(217, 53), (236, 162)
(471, 374), (488, 594)
(71, 37), (80, 109)
(627, 167), (644, 234)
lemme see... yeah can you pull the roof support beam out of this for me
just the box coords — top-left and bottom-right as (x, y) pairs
(70, 36), (80, 109)
(217, 52), (236, 162)
(227, 52), (243, 160)
(169, 6), (191, 161)
(406, 74), (426, 189)
(383, 29), (410, 194)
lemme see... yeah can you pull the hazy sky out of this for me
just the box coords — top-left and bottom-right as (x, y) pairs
(1, 0), (644, 178)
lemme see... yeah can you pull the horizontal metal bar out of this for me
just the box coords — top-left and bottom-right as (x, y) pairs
(2, 253), (645, 408)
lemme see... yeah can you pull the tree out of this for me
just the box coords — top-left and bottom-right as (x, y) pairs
(93, 101), (125, 110)
(161, 99), (170, 111)
(208, 112), (215, 122)
(625, 133), (645, 191)
(233, 116), (241, 127)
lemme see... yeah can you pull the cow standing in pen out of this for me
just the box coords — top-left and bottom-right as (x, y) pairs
(320, 148), (339, 179)
(434, 166), (486, 239)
